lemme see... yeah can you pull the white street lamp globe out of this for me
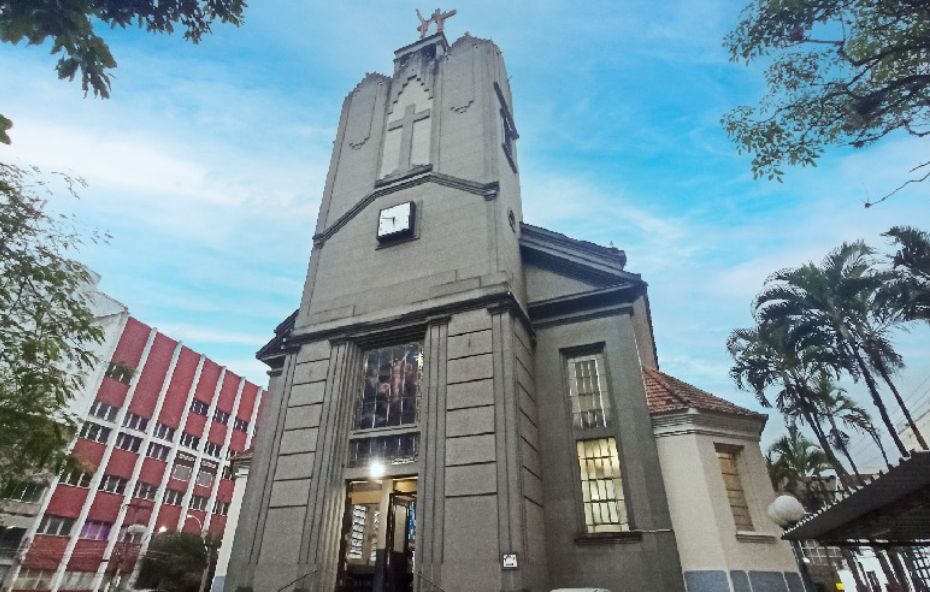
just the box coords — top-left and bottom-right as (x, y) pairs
(126, 524), (147, 535)
(767, 495), (806, 527)
(369, 460), (386, 480)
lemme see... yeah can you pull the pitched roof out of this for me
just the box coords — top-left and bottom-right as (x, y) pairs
(642, 367), (763, 418)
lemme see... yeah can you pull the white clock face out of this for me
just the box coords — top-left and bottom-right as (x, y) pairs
(377, 202), (414, 240)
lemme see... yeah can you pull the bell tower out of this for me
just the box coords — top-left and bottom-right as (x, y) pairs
(228, 18), (546, 592)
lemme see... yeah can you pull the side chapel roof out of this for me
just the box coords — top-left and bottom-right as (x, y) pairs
(642, 367), (763, 419)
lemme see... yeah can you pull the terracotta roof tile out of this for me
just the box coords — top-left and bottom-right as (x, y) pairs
(642, 367), (763, 418)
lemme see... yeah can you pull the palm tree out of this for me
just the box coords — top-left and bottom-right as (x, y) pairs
(807, 374), (890, 473)
(884, 225), (930, 324)
(727, 326), (852, 484)
(754, 241), (910, 457)
(766, 424), (832, 510)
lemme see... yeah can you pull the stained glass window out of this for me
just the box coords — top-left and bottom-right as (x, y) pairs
(354, 343), (423, 430)
(576, 437), (629, 533)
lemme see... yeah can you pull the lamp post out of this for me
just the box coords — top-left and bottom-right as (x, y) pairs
(767, 495), (816, 592)
(107, 523), (147, 592)
(184, 513), (212, 592)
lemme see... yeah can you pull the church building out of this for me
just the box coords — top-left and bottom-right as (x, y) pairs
(226, 19), (804, 592)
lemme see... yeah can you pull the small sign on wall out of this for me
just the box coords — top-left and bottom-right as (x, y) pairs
(501, 553), (518, 569)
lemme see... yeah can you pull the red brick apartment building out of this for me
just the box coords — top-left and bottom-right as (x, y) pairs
(0, 284), (265, 592)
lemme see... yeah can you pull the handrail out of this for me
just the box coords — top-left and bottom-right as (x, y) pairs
(275, 567), (319, 592)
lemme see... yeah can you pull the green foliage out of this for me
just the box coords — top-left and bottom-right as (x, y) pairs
(766, 424), (832, 509)
(884, 225), (930, 322)
(0, 0), (247, 144)
(0, 162), (104, 495)
(723, 0), (930, 196)
(137, 531), (218, 592)
(0, 114), (10, 145)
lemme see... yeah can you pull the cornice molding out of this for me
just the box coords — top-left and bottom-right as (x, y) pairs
(651, 409), (766, 440)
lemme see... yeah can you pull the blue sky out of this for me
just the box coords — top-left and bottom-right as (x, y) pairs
(2, 0), (928, 467)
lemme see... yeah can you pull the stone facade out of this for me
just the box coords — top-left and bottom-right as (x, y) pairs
(226, 30), (804, 592)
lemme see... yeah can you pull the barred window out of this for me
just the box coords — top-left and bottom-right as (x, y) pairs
(354, 343), (422, 430)
(576, 438), (629, 533)
(154, 422), (176, 441)
(349, 434), (419, 467)
(716, 445), (754, 531)
(189, 495), (209, 511)
(133, 481), (158, 501)
(566, 354), (611, 429)
(163, 489), (184, 506)
(180, 432), (200, 450)
(147, 441), (170, 461)
(105, 361), (135, 385)
(122, 412), (148, 432)
(79, 421), (111, 444)
(233, 417), (250, 433)
(89, 401), (118, 422)
(213, 409), (230, 425)
(190, 399), (209, 416)
(203, 441), (222, 458)
(115, 432), (143, 453)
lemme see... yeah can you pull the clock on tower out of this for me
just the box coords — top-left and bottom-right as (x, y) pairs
(377, 201), (416, 242)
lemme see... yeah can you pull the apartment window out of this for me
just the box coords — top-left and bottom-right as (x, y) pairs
(196, 469), (214, 488)
(133, 481), (159, 501)
(98, 475), (128, 495)
(566, 353), (612, 429)
(13, 569), (54, 590)
(59, 571), (97, 590)
(37, 515), (74, 537)
(105, 361), (135, 385)
(189, 495), (208, 511)
(576, 438), (629, 533)
(122, 412), (148, 432)
(79, 421), (112, 443)
(2, 481), (45, 503)
(213, 409), (230, 425)
(180, 432), (200, 450)
(146, 442), (170, 462)
(89, 400), (118, 422)
(716, 445), (754, 531)
(172, 456), (194, 482)
(354, 342), (423, 429)
(213, 500), (230, 516)
(203, 441), (222, 458)
(114, 432), (143, 453)
(163, 489), (184, 506)
(60, 470), (93, 488)
(154, 422), (176, 441)
(233, 417), (250, 433)
(79, 520), (112, 540)
(189, 399), (209, 416)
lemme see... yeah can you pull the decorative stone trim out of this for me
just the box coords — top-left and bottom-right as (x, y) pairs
(735, 531), (778, 544)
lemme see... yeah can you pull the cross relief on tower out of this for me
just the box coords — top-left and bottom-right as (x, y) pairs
(380, 78), (432, 178)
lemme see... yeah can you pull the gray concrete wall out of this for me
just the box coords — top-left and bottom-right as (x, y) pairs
(533, 312), (685, 591)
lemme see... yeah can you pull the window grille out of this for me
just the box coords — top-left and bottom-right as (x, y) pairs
(115, 432), (143, 453)
(576, 437), (629, 533)
(89, 400), (118, 422)
(122, 412), (148, 432)
(79, 421), (112, 444)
